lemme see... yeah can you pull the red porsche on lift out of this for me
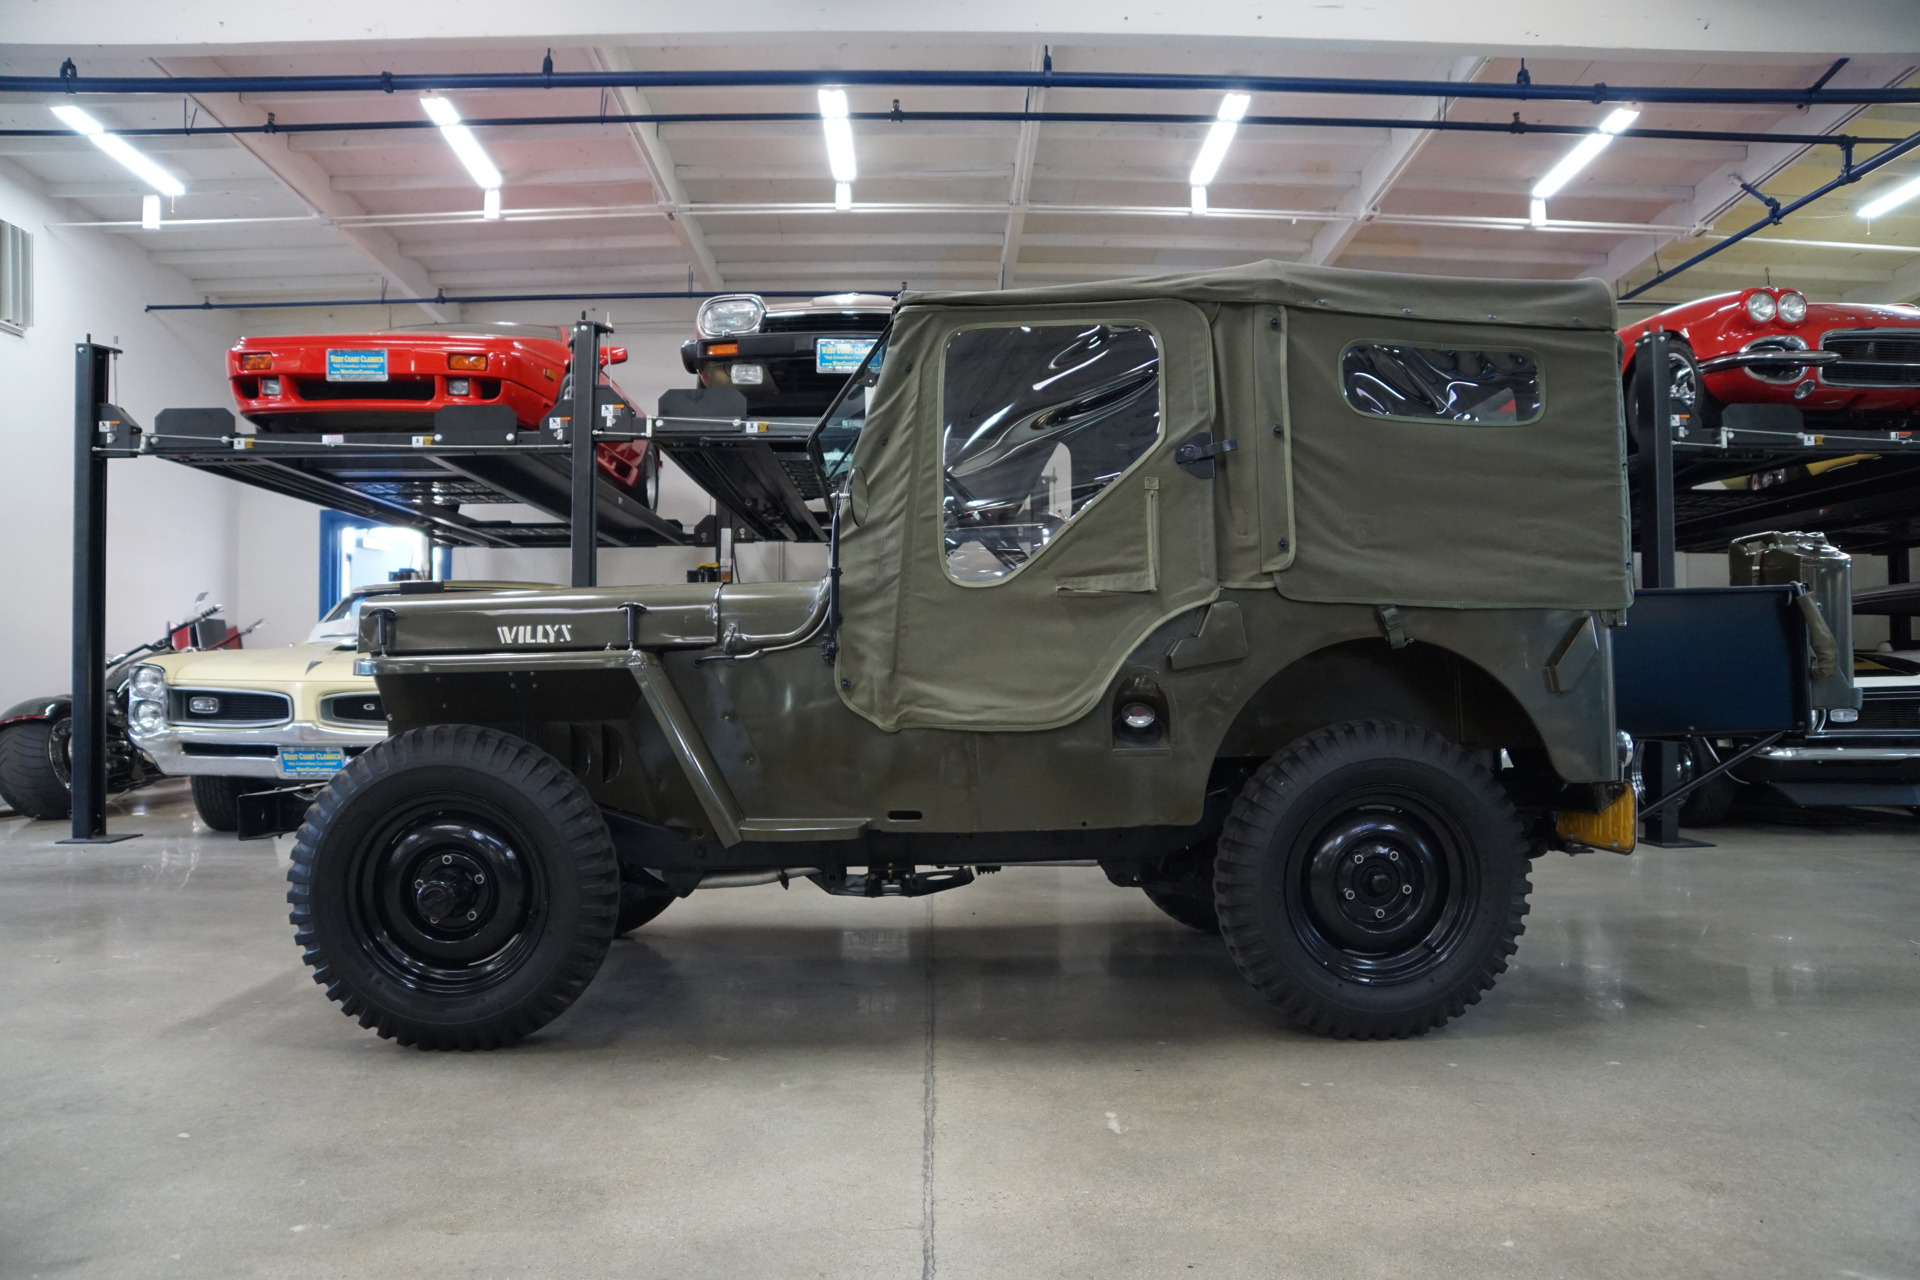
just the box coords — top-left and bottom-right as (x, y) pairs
(1618, 286), (1920, 435)
(226, 321), (661, 504)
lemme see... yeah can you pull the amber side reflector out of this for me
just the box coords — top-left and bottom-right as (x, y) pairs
(705, 341), (739, 357)
(239, 353), (273, 371)
(449, 352), (488, 371)
(1556, 787), (1636, 854)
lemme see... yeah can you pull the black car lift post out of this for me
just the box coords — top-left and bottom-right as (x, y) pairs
(62, 340), (137, 844)
(568, 319), (610, 588)
(1634, 330), (1709, 850)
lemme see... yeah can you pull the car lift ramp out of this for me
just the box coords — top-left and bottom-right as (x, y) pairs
(64, 322), (673, 842)
(643, 387), (829, 543)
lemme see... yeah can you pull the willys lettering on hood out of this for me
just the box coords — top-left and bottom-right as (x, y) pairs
(496, 623), (574, 644)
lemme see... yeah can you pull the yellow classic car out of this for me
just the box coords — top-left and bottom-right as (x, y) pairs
(125, 581), (545, 831)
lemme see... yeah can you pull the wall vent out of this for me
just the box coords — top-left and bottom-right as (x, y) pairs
(0, 220), (31, 335)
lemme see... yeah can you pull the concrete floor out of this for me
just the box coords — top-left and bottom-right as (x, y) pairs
(2, 781), (1916, 1280)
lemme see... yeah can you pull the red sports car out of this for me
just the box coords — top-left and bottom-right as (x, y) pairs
(226, 321), (658, 500)
(1618, 287), (1920, 433)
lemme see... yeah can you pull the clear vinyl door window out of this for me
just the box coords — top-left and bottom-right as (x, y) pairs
(941, 323), (1161, 583)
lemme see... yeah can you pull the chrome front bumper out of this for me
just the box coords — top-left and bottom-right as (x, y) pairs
(1759, 745), (1920, 762)
(130, 720), (387, 780)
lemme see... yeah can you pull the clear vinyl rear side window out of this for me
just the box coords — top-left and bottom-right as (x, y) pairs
(1341, 343), (1541, 424)
(941, 323), (1161, 583)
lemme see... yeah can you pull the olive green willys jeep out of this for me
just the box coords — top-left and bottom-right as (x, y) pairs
(288, 261), (1634, 1049)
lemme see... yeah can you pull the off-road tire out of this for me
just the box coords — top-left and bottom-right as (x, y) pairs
(287, 725), (619, 1050)
(616, 882), (675, 935)
(1215, 721), (1530, 1039)
(190, 775), (262, 833)
(0, 720), (71, 820)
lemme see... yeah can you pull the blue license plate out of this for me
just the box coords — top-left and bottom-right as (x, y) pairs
(326, 349), (388, 381)
(281, 747), (346, 778)
(815, 337), (875, 374)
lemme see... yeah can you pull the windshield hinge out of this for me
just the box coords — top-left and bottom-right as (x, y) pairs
(1173, 431), (1239, 479)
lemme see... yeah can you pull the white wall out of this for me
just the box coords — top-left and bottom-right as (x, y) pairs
(0, 159), (255, 708)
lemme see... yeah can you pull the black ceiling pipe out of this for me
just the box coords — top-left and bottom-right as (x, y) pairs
(0, 109), (1892, 150)
(6, 64), (1918, 107)
(144, 288), (827, 313)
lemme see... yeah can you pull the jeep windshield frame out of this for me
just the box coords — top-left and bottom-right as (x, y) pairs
(806, 324), (891, 498)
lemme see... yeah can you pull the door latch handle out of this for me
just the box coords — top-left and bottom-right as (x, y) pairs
(1174, 431), (1239, 479)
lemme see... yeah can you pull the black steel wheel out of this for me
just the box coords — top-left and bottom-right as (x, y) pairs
(1215, 721), (1530, 1039)
(615, 882), (675, 935)
(191, 775), (266, 833)
(287, 725), (619, 1049)
(0, 719), (72, 820)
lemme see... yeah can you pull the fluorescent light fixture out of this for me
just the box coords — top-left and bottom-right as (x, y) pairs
(50, 105), (186, 197)
(835, 182), (852, 211)
(1529, 197), (1547, 227)
(1859, 172), (1920, 220)
(1188, 92), (1251, 188)
(1191, 185), (1209, 216)
(1531, 107), (1639, 201)
(483, 188), (502, 220)
(141, 194), (161, 230)
(419, 96), (502, 191)
(819, 87), (857, 187)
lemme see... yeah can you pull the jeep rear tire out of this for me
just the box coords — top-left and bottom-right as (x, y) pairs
(1215, 721), (1530, 1039)
(191, 775), (264, 833)
(287, 725), (619, 1050)
(0, 720), (71, 820)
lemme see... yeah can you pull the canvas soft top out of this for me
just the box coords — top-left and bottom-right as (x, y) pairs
(900, 259), (1616, 331)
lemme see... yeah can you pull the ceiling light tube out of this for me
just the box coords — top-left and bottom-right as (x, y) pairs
(835, 182), (853, 211)
(141, 194), (161, 229)
(1530, 107), (1638, 202)
(1529, 197), (1547, 227)
(50, 105), (186, 196)
(482, 187), (502, 220)
(1188, 92), (1251, 188)
(1191, 185), (1208, 215)
(1858, 172), (1920, 220)
(819, 88), (857, 185)
(420, 95), (502, 190)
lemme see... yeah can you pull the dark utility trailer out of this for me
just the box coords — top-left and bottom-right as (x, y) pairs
(60, 322), (675, 843)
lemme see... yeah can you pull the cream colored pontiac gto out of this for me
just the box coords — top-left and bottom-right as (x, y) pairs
(126, 581), (543, 831)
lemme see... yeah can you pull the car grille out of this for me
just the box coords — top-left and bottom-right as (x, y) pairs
(1855, 691), (1920, 732)
(321, 692), (387, 724)
(293, 378), (437, 402)
(758, 313), (890, 335)
(168, 689), (292, 725)
(1821, 330), (1920, 387)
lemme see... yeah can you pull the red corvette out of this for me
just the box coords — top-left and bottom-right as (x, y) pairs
(226, 321), (658, 500)
(1618, 287), (1920, 432)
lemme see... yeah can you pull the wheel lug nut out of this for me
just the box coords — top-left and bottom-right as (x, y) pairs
(1374, 908), (1385, 919)
(1402, 884), (1412, 894)
(428, 916), (439, 924)
(467, 910), (478, 921)
(1343, 888), (1355, 899)
(415, 880), (424, 889)
(1352, 853), (1364, 864)
(1389, 851), (1399, 861)
(442, 854), (453, 864)
(473, 873), (485, 884)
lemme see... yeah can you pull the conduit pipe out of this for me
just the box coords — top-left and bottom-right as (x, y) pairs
(6, 63), (1917, 107)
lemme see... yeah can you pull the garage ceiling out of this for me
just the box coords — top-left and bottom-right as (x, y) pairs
(2, 27), (1918, 320)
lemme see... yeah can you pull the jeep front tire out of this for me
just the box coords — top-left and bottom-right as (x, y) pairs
(287, 725), (619, 1049)
(1215, 721), (1530, 1039)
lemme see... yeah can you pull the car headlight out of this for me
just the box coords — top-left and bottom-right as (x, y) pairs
(1745, 291), (1778, 324)
(130, 665), (166, 700)
(1776, 290), (1807, 324)
(697, 294), (766, 338)
(132, 699), (166, 733)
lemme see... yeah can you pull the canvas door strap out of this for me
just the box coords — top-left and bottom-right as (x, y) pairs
(1376, 604), (1411, 649)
